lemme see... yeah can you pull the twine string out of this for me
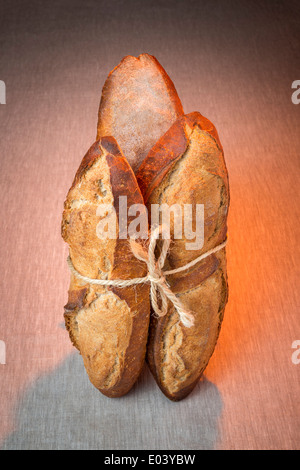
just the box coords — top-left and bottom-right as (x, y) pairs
(67, 226), (227, 328)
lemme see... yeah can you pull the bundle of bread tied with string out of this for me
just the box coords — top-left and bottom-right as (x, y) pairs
(61, 54), (229, 401)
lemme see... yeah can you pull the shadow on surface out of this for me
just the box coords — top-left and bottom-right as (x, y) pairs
(1, 353), (223, 450)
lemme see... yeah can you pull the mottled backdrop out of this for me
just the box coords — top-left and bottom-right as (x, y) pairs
(0, 0), (299, 450)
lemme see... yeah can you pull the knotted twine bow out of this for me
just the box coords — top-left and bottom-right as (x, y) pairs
(67, 226), (227, 328)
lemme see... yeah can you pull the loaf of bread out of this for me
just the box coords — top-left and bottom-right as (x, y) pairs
(136, 112), (229, 400)
(96, 53), (184, 172)
(61, 137), (150, 397)
(62, 53), (229, 401)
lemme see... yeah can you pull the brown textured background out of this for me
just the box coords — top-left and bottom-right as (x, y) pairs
(0, 0), (299, 450)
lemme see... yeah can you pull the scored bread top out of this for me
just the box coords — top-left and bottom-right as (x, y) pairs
(136, 112), (229, 269)
(135, 113), (229, 400)
(61, 137), (150, 397)
(97, 54), (184, 172)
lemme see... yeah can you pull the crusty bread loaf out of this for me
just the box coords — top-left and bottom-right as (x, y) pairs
(62, 54), (229, 401)
(61, 137), (150, 397)
(136, 112), (229, 400)
(97, 53), (184, 172)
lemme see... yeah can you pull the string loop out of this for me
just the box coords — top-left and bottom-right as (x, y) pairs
(67, 226), (227, 328)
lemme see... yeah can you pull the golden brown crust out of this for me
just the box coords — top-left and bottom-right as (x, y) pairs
(137, 113), (229, 400)
(97, 54), (184, 172)
(136, 112), (224, 204)
(61, 137), (150, 397)
(62, 54), (229, 401)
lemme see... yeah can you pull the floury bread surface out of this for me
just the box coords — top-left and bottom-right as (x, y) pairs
(61, 137), (150, 397)
(97, 53), (184, 172)
(136, 113), (229, 400)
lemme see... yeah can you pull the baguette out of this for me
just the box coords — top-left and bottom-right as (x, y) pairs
(136, 112), (229, 400)
(61, 137), (150, 397)
(97, 53), (184, 172)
